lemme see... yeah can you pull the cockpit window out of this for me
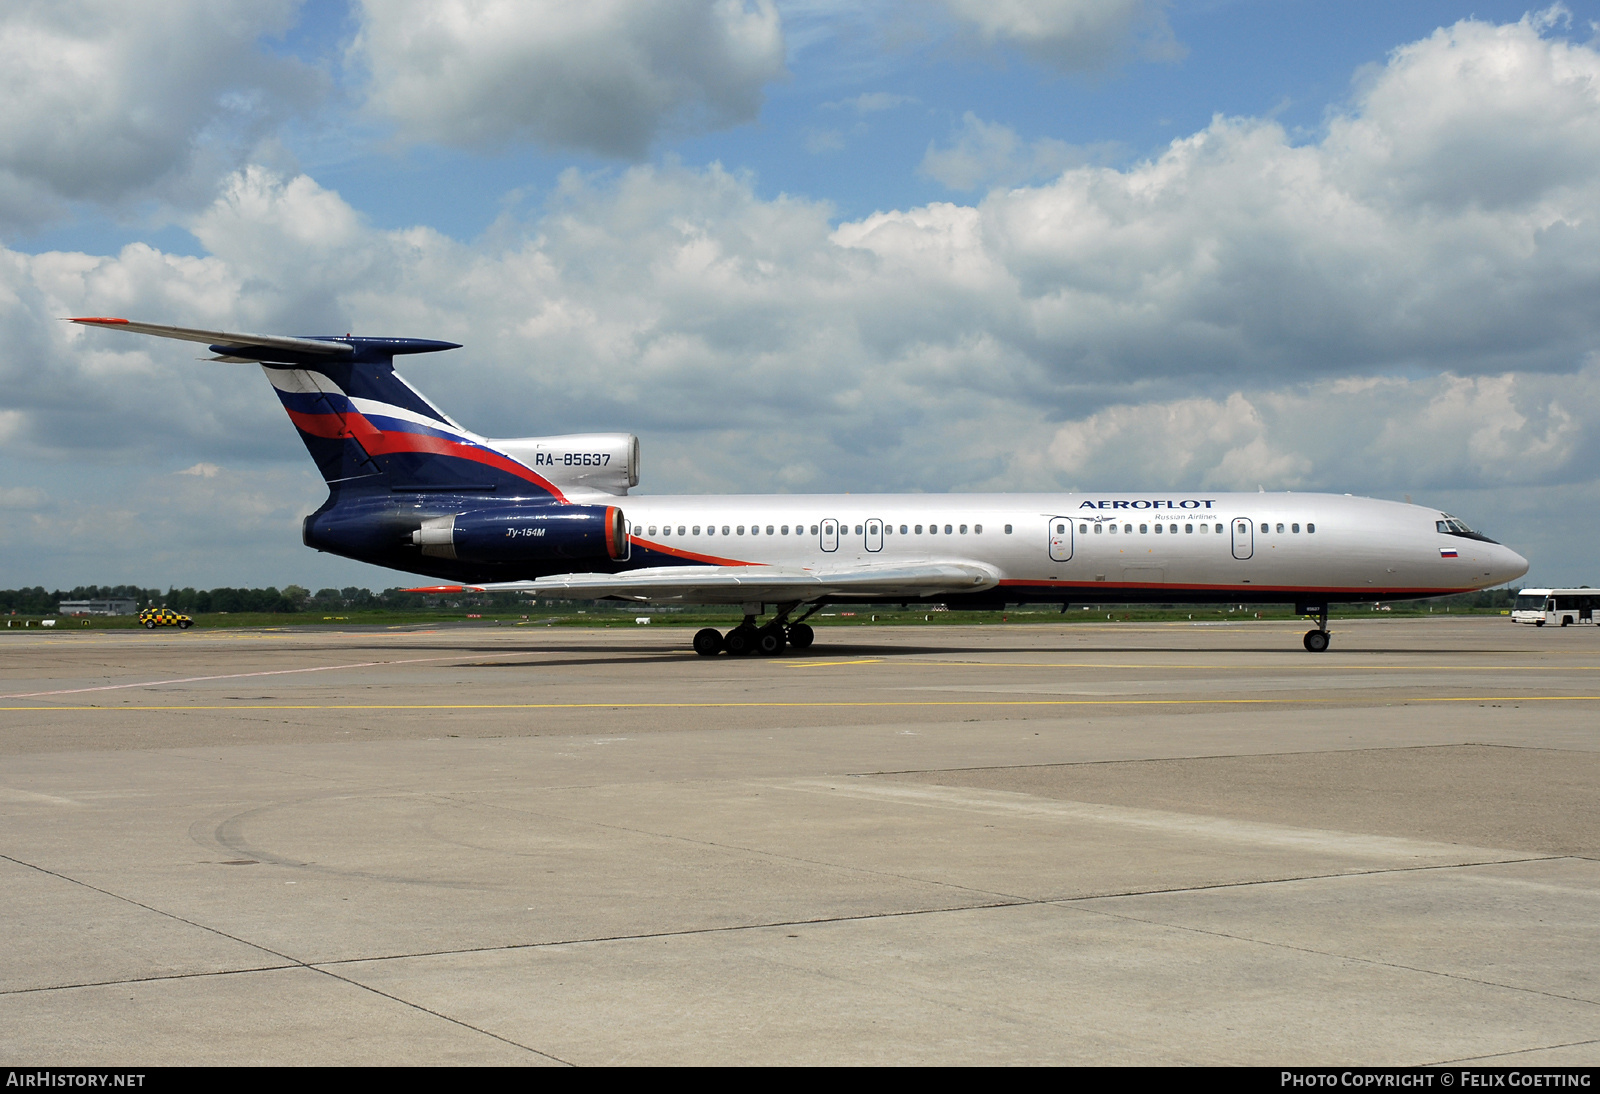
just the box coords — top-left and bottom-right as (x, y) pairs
(1436, 514), (1499, 544)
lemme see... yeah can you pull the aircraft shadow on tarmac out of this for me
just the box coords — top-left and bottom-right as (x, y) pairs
(401, 640), (1489, 662)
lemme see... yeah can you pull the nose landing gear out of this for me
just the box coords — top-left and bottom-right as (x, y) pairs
(1299, 603), (1331, 652)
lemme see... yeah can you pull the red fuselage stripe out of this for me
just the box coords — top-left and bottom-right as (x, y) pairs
(997, 579), (1477, 596)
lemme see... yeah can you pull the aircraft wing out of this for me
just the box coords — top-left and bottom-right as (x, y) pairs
(408, 562), (1001, 604)
(66, 317), (352, 355)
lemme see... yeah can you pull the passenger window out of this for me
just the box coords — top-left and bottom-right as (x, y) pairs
(781, 525), (789, 535)
(1276, 523), (1284, 533)
(1079, 524), (1088, 534)
(1154, 524), (1163, 534)
(722, 526), (730, 535)
(900, 525), (908, 534)
(737, 525), (745, 535)
(944, 524), (953, 534)
(1292, 523), (1300, 533)
(916, 524), (924, 534)
(648, 526), (656, 535)
(959, 524), (967, 534)
(1214, 524), (1222, 534)
(974, 524), (982, 534)
(1307, 523), (1316, 533)
(766, 525), (774, 535)
(1185, 524), (1193, 534)
(1140, 524), (1148, 533)
(854, 525), (863, 534)
(1054, 523), (1063, 533)
(692, 526), (700, 535)
(1260, 523), (1268, 533)
(1093, 524), (1102, 534)
(809, 525), (818, 535)
(1004, 524), (1013, 534)
(1108, 523), (1117, 534)
(1198, 523), (1207, 533)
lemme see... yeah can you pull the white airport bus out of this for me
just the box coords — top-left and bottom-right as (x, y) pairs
(1512, 589), (1598, 626)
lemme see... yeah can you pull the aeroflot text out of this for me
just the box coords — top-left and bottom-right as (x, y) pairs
(1079, 499), (1217, 510)
(1282, 1076), (1591, 1089)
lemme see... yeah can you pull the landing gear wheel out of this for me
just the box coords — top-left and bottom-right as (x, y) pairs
(787, 622), (815, 649)
(755, 624), (786, 656)
(723, 625), (757, 656)
(1303, 629), (1331, 653)
(693, 627), (724, 656)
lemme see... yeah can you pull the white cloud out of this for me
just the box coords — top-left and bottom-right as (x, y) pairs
(940, 0), (1182, 72)
(1027, 365), (1600, 495)
(0, 0), (317, 226)
(824, 92), (918, 114)
(351, 0), (786, 158)
(919, 112), (1105, 190)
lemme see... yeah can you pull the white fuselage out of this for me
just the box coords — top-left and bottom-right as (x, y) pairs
(605, 491), (1527, 603)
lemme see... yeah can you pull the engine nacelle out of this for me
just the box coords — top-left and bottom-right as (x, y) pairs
(412, 505), (627, 562)
(489, 433), (640, 496)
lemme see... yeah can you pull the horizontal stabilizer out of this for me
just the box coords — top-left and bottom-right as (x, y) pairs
(407, 562), (1001, 604)
(67, 317), (352, 355)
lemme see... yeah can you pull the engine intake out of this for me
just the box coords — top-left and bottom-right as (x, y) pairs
(488, 433), (640, 496)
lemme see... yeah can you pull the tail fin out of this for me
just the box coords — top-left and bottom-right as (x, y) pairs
(67, 318), (568, 501)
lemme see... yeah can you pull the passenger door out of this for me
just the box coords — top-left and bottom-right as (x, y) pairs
(1231, 518), (1254, 560)
(1048, 517), (1073, 562)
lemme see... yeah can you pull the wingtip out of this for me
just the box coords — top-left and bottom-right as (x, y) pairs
(64, 316), (129, 324)
(405, 585), (469, 594)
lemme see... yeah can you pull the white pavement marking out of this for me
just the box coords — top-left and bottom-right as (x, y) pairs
(786, 779), (1526, 863)
(0, 656), (466, 699)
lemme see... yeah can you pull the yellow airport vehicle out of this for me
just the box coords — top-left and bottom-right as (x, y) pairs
(138, 607), (193, 630)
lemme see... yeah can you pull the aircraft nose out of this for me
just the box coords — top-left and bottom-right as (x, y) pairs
(1493, 544), (1530, 586)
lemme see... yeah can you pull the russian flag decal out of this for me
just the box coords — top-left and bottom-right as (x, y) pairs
(1439, 547), (1458, 558)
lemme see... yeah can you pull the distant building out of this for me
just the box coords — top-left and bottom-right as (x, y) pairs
(59, 599), (138, 616)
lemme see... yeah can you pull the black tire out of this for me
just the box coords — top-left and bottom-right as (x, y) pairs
(756, 625), (786, 655)
(144, 621), (156, 629)
(1536, 620), (1546, 627)
(724, 626), (756, 656)
(692, 627), (723, 656)
(179, 620), (192, 629)
(1303, 629), (1330, 652)
(788, 622), (815, 649)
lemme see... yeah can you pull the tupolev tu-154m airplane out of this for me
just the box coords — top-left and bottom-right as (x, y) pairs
(71, 317), (1529, 655)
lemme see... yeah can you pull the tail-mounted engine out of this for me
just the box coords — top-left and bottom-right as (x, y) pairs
(412, 505), (627, 562)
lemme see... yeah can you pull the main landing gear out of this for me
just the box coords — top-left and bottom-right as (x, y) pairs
(1300, 604), (1332, 653)
(694, 602), (820, 657)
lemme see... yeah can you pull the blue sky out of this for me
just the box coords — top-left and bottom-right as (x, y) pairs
(3, 1), (1600, 590)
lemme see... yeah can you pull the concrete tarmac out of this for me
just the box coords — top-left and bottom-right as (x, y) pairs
(1, 616), (1597, 1065)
